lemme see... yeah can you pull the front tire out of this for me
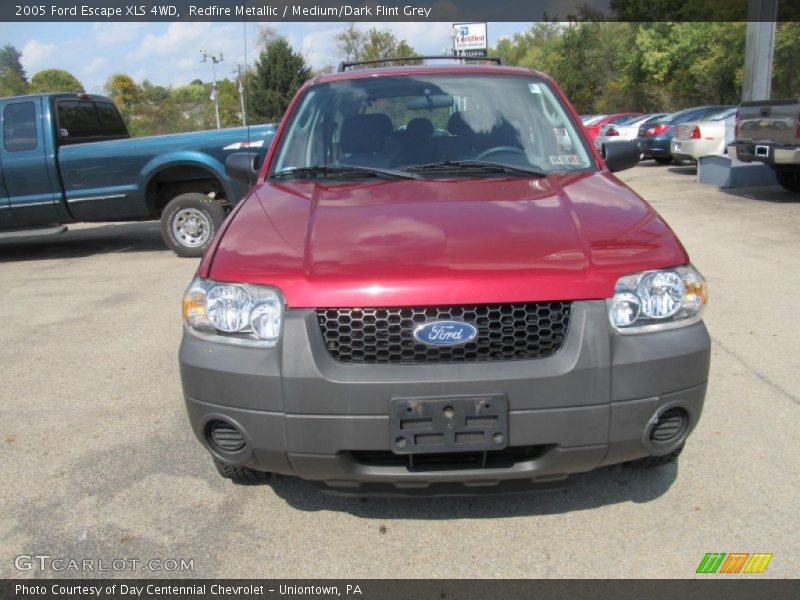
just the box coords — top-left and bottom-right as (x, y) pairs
(654, 156), (673, 165)
(776, 170), (800, 194)
(161, 193), (227, 258)
(624, 445), (683, 469)
(213, 459), (272, 485)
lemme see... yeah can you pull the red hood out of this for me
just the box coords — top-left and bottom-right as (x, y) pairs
(206, 172), (687, 308)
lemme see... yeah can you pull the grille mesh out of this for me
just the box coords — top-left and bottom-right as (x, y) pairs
(316, 302), (572, 364)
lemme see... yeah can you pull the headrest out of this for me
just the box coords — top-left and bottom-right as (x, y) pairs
(447, 112), (475, 137)
(406, 117), (434, 139)
(340, 114), (393, 154)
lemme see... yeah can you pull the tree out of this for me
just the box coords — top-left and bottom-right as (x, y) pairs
(335, 24), (363, 62)
(104, 73), (140, 119)
(772, 22), (800, 98)
(247, 37), (311, 123)
(334, 25), (419, 63)
(490, 21), (790, 114)
(0, 44), (28, 96)
(29, 69), (85, 94)
(256, 25), (280, 53)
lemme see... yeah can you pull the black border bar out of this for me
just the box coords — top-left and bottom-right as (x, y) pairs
(4, 0), (800, 22)
(2, 579), (800, 600)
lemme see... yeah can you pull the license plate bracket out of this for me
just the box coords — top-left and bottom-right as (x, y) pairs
(389, 394), (508, 455)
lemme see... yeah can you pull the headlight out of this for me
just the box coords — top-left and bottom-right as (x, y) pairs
(609, 265), (707, 334)
(182, 278), (283, 347)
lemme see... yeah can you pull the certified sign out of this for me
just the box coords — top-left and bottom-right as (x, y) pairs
(453, 22), (488, 56)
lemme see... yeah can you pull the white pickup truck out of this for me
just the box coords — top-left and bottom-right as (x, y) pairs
(730, 98), (800, 193)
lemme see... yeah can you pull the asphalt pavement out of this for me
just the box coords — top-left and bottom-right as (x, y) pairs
(1, 164), (798, 578)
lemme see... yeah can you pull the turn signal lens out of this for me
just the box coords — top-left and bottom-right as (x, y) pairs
(183, 285), (208, 328)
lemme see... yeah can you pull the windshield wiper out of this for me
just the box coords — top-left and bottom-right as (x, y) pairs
(405, 160), (548, 178)
(271, 164), (421, 180)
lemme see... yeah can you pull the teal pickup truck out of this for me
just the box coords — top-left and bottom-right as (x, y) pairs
(0, 93), (275, 256)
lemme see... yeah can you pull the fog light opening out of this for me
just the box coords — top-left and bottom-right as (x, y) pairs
(649, 408), (689, 444)
(206, 419), (246, 453)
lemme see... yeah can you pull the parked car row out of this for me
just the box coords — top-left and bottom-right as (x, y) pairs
(583, 105), (736, 166)
(583, 100), (798, 195)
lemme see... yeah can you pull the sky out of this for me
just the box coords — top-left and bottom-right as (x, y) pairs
(2, 21), (533, 93)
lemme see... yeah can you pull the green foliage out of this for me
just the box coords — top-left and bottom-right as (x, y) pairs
(0, 44), (29, 96)
(772, 23), (800, 99)
(104, 73), (140, 118)
(99, 72), (246, 137)
(493, 22), (800, 114)
(29, 69), (84, 94)
(246, 37), (311, 124)
(334, 24), (420, 64)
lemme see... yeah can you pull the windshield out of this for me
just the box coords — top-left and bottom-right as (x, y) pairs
(705, 108), (737, 121)
(270, 74), (595, 179)
(582, 115), (607, 125)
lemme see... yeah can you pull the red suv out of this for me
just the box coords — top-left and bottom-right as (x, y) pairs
(179, 59), (710, 494)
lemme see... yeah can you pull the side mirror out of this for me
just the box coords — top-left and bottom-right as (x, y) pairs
(602, 140), (641, 172)
(225, 152), (261, 185)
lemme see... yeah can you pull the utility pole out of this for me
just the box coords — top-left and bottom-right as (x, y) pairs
(742, 0), (778, 102)
(200, 49), (223, 129)
(232, 64), (247, 127)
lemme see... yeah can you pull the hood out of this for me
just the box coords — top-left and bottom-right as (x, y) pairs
(207, 172), (688, 308)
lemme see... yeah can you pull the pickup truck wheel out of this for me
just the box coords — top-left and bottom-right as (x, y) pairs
(161, 193), (226, 258)
(624, 445), (683, 469)
(213, 459), (272, 485)
(776, 170), (800, 194)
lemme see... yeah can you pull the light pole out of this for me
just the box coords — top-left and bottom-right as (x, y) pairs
(200, 50), (223, 129)
(232, 64), (247, 127)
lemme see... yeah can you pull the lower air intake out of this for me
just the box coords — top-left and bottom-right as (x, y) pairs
(650, 408), (688, 443)
(208, 420), (245, 452)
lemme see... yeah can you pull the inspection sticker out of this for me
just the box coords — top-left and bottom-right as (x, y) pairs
(548, 154), (582, 166)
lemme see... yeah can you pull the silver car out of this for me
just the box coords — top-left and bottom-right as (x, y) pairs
(671, 108), (737, 162)
(595, 114), (667, 157)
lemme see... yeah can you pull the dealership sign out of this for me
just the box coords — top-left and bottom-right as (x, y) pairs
(453, 22), (488, 56)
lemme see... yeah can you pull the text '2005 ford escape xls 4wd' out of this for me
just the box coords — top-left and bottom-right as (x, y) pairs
(179, 58), (710, 495)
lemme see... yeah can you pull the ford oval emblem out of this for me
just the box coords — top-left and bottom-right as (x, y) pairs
(413, 320), (478, 346)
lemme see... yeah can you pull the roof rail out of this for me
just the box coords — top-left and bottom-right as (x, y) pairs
(337, 56), (506, 73)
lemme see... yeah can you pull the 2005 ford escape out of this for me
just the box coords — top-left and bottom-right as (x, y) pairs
(179, 58), (710, 495)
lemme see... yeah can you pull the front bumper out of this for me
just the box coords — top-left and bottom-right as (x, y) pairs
(180, 300), (710, 494)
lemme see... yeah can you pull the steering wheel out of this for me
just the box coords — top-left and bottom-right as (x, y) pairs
(476, 146), (527, 161)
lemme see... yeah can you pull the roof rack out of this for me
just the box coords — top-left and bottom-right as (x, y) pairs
(337, 56), (506, 73)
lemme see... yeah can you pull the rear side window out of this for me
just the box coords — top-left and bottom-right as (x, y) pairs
(3, 101), (38, 152)
(56, 99), (128, 143)
(95, 102), (128, 136)
(57, 100), (103, 140)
